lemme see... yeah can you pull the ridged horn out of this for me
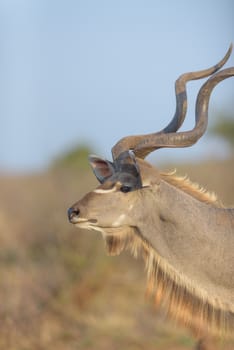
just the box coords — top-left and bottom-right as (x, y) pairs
(112, 44), (233, 160)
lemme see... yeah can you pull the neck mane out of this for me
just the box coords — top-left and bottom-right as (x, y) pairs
(105, 171), (234, 336)
(161, 171), (222, 207)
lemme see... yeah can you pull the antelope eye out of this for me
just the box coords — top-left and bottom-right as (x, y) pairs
(120, 185), (132, 193)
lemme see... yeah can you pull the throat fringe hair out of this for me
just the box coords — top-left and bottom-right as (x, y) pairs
(105, 228), (234, 337)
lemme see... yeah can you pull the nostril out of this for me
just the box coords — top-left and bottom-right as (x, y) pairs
(74, 209), (80, 216)
(67, 207), (80, 221)
(73, 208), (80, 216)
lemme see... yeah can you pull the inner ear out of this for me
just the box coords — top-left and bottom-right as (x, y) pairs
(89, 155), (115, 183)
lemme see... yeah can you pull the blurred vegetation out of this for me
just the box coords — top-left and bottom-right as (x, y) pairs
(52, 144), (93, 170)
(211, 114), (234, 149)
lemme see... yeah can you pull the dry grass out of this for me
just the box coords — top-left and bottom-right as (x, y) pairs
(0, 158), (233, 349)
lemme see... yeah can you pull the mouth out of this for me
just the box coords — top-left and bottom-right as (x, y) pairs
(69, 216), (97, 225)
(70, 217), (138, 256)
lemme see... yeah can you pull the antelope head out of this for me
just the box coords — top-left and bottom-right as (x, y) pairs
(68, 150), (162, 254)
(68, 45), (234, 335)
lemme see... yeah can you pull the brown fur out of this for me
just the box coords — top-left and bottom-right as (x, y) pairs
(104, 174), (234, 336)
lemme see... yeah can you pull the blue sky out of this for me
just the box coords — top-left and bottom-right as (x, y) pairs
(0, 0), (233, 172)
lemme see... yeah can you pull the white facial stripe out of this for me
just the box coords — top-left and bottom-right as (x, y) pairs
(142, 180), (151, 187)
(128, 204), (134, 210)
(94, 186), (117, 194)
(113, 213), (126, 227)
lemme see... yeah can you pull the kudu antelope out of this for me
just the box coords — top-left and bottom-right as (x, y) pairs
(68, 45), (234, 348)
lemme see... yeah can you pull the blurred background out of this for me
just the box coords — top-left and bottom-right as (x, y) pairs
(0, 1), (234, 349)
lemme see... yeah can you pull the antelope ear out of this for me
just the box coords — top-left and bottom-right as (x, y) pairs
(89, 155), (115, 183)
